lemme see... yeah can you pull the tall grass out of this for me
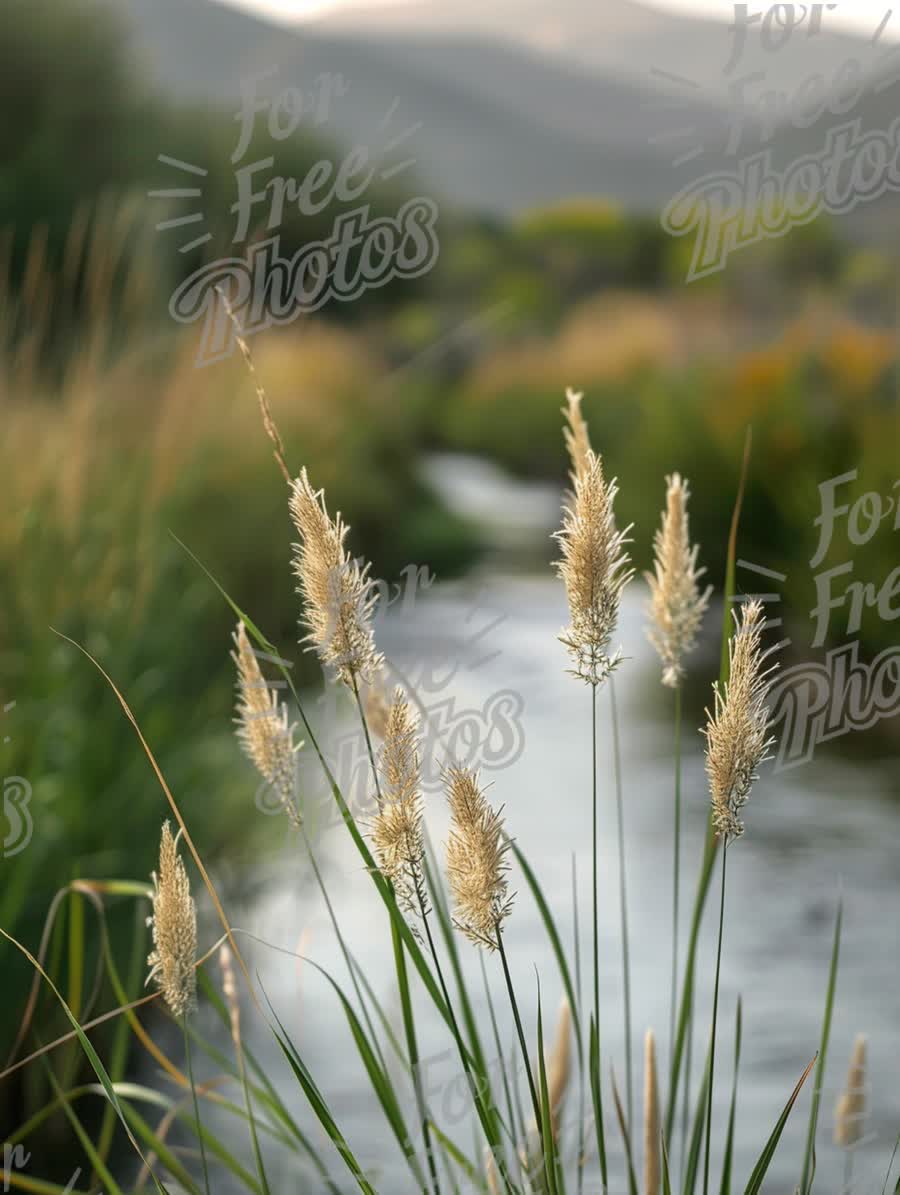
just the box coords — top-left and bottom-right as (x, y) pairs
(1, 350), (883, 1195)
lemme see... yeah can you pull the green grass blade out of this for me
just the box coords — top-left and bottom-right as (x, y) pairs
(683, 1037), (712, 1195)
(511, 844), (583, 1057)
(743, 1056), (817, 1195)
(264, 991), (377, 1195)
(304, 956), (427, 1189)
(536, 990), (562, 1195)
(799, 899), (842, 1195)
(42, 1061), (125, 1195)
(391, 913), (440, 1195)
(611, 1067), (639, 1195)
(0, 928), (171, 1195)
(588, 1015), (608, 1192)
(883, 1133), (900, 1195)
(661, 1133), (674, 1195)
(719, 998), (742, 1195)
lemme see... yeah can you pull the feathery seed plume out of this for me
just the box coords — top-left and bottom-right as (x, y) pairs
(555, 449), (634, 686)
(146, 821), (197, 1018)
(643, 1029), (660, 1195)
(834, 1034), (867, 1148)
(232, 621), (301, 824)
(289, 467), (382, 687)
(703, 599), (777, 841)
(645, 474), (711, 687)
(445, 766), (513, 949)
(563, 387), (592, 484)
(370, 689), (428, 922)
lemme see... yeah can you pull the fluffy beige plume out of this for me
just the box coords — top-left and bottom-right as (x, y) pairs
(219, 943), (241, 1049)
(370, 689), (428, 921)
(555, 449), (634, 686)
(703, 599), (777, 841)
(548, 998), (573, 1137)
(289, 467), (382, 687)
(645, 474), (712, 687)
(232, 621), (301, 824)
(445, 766), (513, 949)
(834, 1034), (867, 1147)
(146, 821), (197, 1018)
(563, 387), (592, 483)
(643, 1029), (660, 1195)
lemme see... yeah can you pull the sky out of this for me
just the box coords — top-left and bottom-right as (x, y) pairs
(223, 0), (900, 39)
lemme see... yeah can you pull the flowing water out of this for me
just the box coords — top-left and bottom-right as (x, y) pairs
(202, 455), (899, 1194)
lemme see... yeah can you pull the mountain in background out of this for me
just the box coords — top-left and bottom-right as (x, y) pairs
(117, 0), (900, 237)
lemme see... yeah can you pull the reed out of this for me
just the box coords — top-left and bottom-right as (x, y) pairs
(2, 348), (862, 1195)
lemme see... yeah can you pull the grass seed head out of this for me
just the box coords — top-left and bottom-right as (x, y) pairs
(445, 765), (513, 950)
(289, 467), (382, 687)
(645, 473), (711, 688)
(370, 689), (428, 923)
(703, 599), (777, 841)
(146, 821), (197, 1019)
(555, 447), (634, 687)
(232, 621), (301, 824)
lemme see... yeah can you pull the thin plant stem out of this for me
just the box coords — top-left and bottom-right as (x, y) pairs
(572, 854), (586, 1195)
(352, 681), (439, 1195)
(844, 1149), (854, 1195)
(610, 677), (633, 1135)
(421, 907), (517, 1195)
(669, 683), (683, 1084)
(591, 682), (599, 1061)
(300, 822), (390, 1075)
(681, 1002), (694, 1176)
(182, 1012), (211, 1195)
(702, 838), (728, 1195)
(496, 929), (543, 1162)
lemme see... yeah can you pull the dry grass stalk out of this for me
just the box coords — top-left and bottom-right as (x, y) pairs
(834, 1034), (867, 1147)
(146, 821), (197, 1018)
(289, 467), (383, 687)
(643, 1029), (660, 1195)
(214, 283), (291, 484)
(370, 689), (429, 922)
(645, 473), (711, 687)
(445, 765), (513, 949)
(232, 621), (301, 825)
(562, 387), (592, 483)
(703, 599), (777, 840)
(555, 448), (634, 686)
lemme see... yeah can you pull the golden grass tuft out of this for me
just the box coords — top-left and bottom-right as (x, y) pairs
(645, 473), (711, 688)
(146, 821), (198, 1019)
(232, 621), (302, 825)
(445, 765), (513, 950)
(289, 467), (383, 688)
(703, 599), (777, 841)
(370, 689), (428, 923)
(555, 448), (633, 686)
